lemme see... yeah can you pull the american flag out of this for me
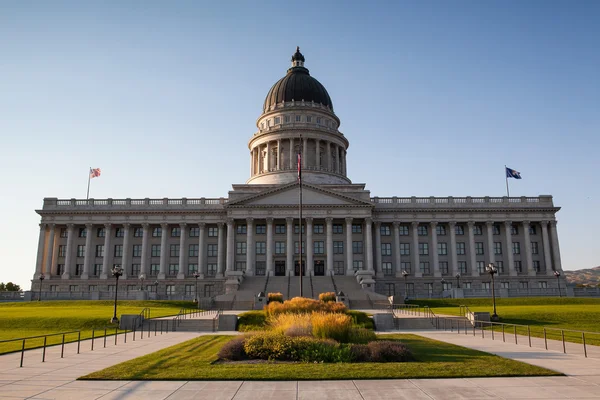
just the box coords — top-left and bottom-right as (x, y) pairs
(297, 154), (301, 182)
(90, 168), (101, 178)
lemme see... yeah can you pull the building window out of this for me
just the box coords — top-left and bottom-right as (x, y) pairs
(436, 225), (446, 236)
(418, 226), (428, 236)
(456, 242), (466, 255)
(380, 243), (391, 256)
(150, 264), (159, 276)
(181, 284), (193, 296)
(151, 245), (160, 257)
(475, 242), (484, 255)
(255, 262), (266, 276)
(126, 285), (137, 292)
(398, 225), (409, 236)
(406, 282), (415, 295)
(284, 115), (291, 123)
(533, 260), (541, 272)
(256, 225), (266, 234)
(473, 225), (483, 235)
(353, 260), (363, 271)
(519, 281), (528, 289)
(493, 224), (501, 235)
(512, 242), (521, 254)
(316, 117), (322, 124)
(204, 284), (215, 297)
(133, 227), (143, 237)
(313, 224), (324, 234)
(131, 264), (141, 276)
(352, 224), (362, 233)
(97, 228), (105, 238)
(169, 264), (179, 276)
(189, 227), (200, 237)
(494, 242), (502, 255)
(306, 116), (312, 123)
(188, 263), (198, 275)
(418, 243), (429, 256)
(274, 116), (281, 124)
(501, 282), (509, 289)
(477, 261), (485, 274)
(419, 262), (430, 275)
(235, 261), (246, 271)
(114, 245), (123, 257)
(497, 261), (504, 274)
(152, 227), (162, 237)
(333, 241), (344, 254)
(437, 243), (447, 255)
(75, 264), (83, 275)
(169, 244), (180, 257)
(208, 227), (218, 237)
(132, 245), (142, 257)
(60, 228), (68, 238)
(400, 262), (411, 273)
(442, 281), (452, 290)
(166, 285), (176, 295)
(88, 285), (98, 292)
(255, 242), (266, 255)
(425, 283), (434, 295)
(107, 285), (115, 292)
(294, 242), (305, 254)
(455, 225), (465, 235)
(295, 115), (301, 122)
(334, 261), (344, 275)
(171, 227), (181, 237)
(77, 245), (85, 257)
(514, 261), (523, 273)
(529, 225), (537, 235)
(275, 241), (285, 254)
(314, 241), (325, 254)
(58, 245), (66, 257)
(333, 224), (343, 234)
(207, 244), (218, 257)
(380, 225), (391, 236)
(538, 281), (547, 288)
(147, 284), (157, 293)
(235, 242), (247, 255)
(207, 264), (217, 277)
(275, 224), (286, 234)
(352, 241), (363, 254)
(482, 282), (491, 290)
(463, 282), (472, 289)
(531, 242), (539, 255)
(511, 225), (518, 235)
(399, 243), (410, 256)
(95, 245), (104, 257)
(78, 228), (87, 238)
(69, 285), (79, 292)
(235, 225), (247, 235)
(189, 244), (199, 257)
(93, 264), (102, 276)
(382, 262), (393, 276)
(439, 261), (449, 275)
(294, 225), (305, 234)
(458, 261), (467, 274)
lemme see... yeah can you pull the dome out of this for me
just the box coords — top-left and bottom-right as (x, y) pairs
(263, 48), (333, 112)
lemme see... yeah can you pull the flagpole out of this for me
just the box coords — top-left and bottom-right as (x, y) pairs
(86, 167), (91, 200)
(504, 165), (510, 197)
(298, 139), (303, 298)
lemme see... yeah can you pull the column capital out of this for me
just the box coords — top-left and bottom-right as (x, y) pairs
(467, 221), (475, 227)
(285, 217), (293, 224)
(522, 220), (530, 226)
(48, 223), (56, 229)
(411, 221), (418, 228)
(226, 218), (235, 226)
(374, 220), (381, 227)
(448, 221), (456, 227)
(180, 222), (187, 229)
(392, 221), (400, 227)
(122, 223), (131, 229)
(504, 220), (512, 227)
(198, 222), (206, 228)
(104, 223), (112, 229)
(265, 217), (274, 224)
(67, 223), (75, 230)
(161, 222), (169, 229)
(429, 221), (438, 228)
(85, 223), (93, 229)
(540, 220), (549, 226)
(345, 217), (353, 224)
(39, 223), (47, 230)
(217, 222), (225, 227)
(549, 220), (558, 227)
(246, 217), (255, 224)
(305, 217), (313, 224)
(486, 221), (494, 227)
(142, 223), (150, 229)
(325, 217), (333, 224)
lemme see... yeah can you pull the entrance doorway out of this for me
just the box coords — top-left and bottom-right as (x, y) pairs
(314, 260), (325, 276)
(274, 261), (286, 276)
(294, 261), (306, 276)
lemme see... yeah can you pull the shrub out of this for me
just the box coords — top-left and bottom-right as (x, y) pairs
(368, 340), (415, 362)
(265, 297), (347, 316)
(347, 327), (377, 344)
(318, 292), (336, 303)
(268, 313), (312, 336)
(268, 292), (284, 303)
(311, 312), (353, 343)
(217, 337), (247, 360)
(346, 310), (374, 330)
(348, 344), (371, 362)
(237, 310), (267, 331)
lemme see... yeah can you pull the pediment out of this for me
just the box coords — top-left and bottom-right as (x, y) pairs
(227, 183), (372, 207)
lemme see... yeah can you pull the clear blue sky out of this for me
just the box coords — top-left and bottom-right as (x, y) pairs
(1, 1), (598, 290)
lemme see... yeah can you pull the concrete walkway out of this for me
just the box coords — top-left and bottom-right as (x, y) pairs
(0, 328), (599, 399)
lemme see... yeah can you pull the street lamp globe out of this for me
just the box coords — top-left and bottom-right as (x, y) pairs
(455, 273), (461, 288)
(139, 273), (146, 291)
(554, 270), (562, 297)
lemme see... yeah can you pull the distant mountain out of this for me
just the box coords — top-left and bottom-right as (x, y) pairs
(564, 266), (600, 286)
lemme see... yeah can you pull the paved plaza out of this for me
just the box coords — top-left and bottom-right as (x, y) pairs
(1, 329), (600, 399)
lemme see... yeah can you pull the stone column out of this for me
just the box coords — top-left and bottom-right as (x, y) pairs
(158, 223), (168, 279)
(486, 221), (495, 267)
(277, 139), (281, 170)
(365, 218), (374, 273)
(523, 221), (535, 276)
(44, 224), (56, 277)
(81, 223), (93, 279)
(286, 218), (294, 275)
(226, 219), (235, 274)
(266, 141), (271, 172)
(374, 221), (382, 277)
(467, 222), (477, 277)
(289, 138), (294, 169)
(141, 223), (150, 277)
(100, 224), (113, 279)
(121, 224), (130, 279)
(431, 222), (440, 277)
(346, 217), (354, 275)
(335, 145), (340, 174)
(412, 222), (421, 277)
(306, 218), (314, 275)
(246, 218), (255, 276)
(302, 138), (308, 168)
(266, 218), (274, 276)
(326, 217), (334, 275)
(505, 221), (516, 276)
(35, 223), (46, 279)
(198, 223), (206, 278)
(449, 222), (458, 276)
(217, 222), (225, 278)
(178, 223), (187, 279)
(393, 222), (401, 276)
(316, 139), (321, 169)
(62, 224), (75, 279)
(326, 141), (331, 171)
(541, 221), (553, 275)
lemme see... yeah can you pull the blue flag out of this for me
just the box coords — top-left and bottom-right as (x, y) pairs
(506, 167), (522, 179)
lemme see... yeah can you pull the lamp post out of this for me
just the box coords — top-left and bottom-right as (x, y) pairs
(554, 270), (562, 297)
(486, 263), (499, 321)
(111, 266), (123, 324)
(193, 271), (200, 303)
(38, 273), (45, 301)
(139, 273), (146, 291)
(402, 270), (409, 301)
(455, 273), (461, 288)
(440, 278), (446, 297)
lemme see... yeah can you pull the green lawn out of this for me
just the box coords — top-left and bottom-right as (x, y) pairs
(80, 334), (560, 380)
(0, 300), (194, 354)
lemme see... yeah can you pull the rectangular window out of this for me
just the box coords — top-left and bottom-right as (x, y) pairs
(494, 242), (502, 255)
(207, 244), (218, 257)
(333, 224), (343, 234)
(418, 243), (429, 256)
(418, 226), (428, 236)
(400, 243), (410, 256)
(151, 245), (160, 257)
(477, 261), (485, 273)
(425, 283), (434, 294)
(381, 243), (392, 256)
(255, 261), (266, 276)
(131, 264), (141, 276)
(406, 282), (414, 295)
(455, 225), (465, 235)
(69, 285), (79, 292)
(170, 244), (180, 257)
(295, 115), (301, 122)
(400, 262), (411, 273)
(237, 225), (247, 234)
(185, 284), (195, 296)
(437, 243), (447, 255)
(275, 241), (286, 254)
(294, 225), (305, 234)
(274, 116), (281, 124)
(275, 224), (285, 234)
(439, 261), (449, 275)
(538, 281), (547, 289)
(442, 281), (452, 290)
(207, 264), (217, 277)
(475, 242), (484, 255)
(294, 241), (305, 254)
(152, 227), (162, 237)
(235, 261), (246, 271)
(352, 224), (362, 233)
(352, 241), (363, 254)
(189, 227), (200, 237)
(482, 282), (491, 290)
(284, 115), (291, 123)
(166, 285), (176, 295)
(511, 225), (518, 235)
(127, 285), (137, 292)
(169, 264), (179, 276)
(456, 242), (466, 255)
(463, 282), (472, 289)
(436, 225), (446, 236)
(306, 116), (312, 123)
(313, 224), (324, 234)
(95, 245), (104, 257)
(458, 261), (467, 274)
(333, 241), (344, 254)
(78, 228), (87, 238)
(493, 224), (501, 235)
(189, 244), (199, 257)
(236, 242), (247, 255)
(129, 227), (140, 237)
(150, 264), (159, 276)
(531, 242), (539, 255)
(512, 242), (521, 254)
(77, 245), (85, 257)
(93, 264), (102, 276)
(353, 260), (363, 271)
(380, 225), (391, 236)
(204, 284), (215, 297)
(316, 117), (322, 124)
(529, 225), (537, 235)
(188, 264), (198, 274)
(533, 260), (541, 272)
(255, 242), (266, 255)
(171, 227), (181, 237)
(473, 225), (483, 235)
(497, 261), (504, 274)
(255, 225), (266, 234)
(501, 282), (510, 289)
(89, 285), (98, 292)
(519, 281), (528, 289)
(398, 225), (409, 235)
(314, 241), (325, 254)
(382, 262), (393, 276)
(208, 227), (218, 237)
(60, 228), (68, 238)
(419, 262), (430, 274)
(514, 261), (522, 273)
(107, 285), (115, 292)
(97, 228), (105, 238)
(334, 261), (344, 275)
(75, 264), (83, 275)
(114, 245), (123, 257)
(132, 244), (142, 257)
(58, 245), (66, 257)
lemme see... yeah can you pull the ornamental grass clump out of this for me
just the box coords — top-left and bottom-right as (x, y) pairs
(318, 292), (336, 303)
(267, 292), (284, 303)
(265, 297), (347, 317)
(217, 336), (247, 360)
(268, 313), (312, 336)
(311, 312), (353, 343)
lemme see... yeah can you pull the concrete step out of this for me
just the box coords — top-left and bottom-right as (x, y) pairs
(394, 317), (435, 330)
(175, 319), (216, 332)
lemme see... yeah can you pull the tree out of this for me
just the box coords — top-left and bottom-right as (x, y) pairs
(0, 282), (21, 292)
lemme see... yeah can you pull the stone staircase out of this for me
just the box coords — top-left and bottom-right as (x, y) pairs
(174, 318), (217, 332)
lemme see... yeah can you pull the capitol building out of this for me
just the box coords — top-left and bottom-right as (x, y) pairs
(32, 48), (565, 302)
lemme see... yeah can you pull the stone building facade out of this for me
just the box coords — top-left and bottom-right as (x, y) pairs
(32, 48), (565, 299)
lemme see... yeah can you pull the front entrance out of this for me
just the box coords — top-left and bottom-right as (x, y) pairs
(314, 260), (325, 276)
(294, 261), (306, 276)
(274, 261), (286, 276)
